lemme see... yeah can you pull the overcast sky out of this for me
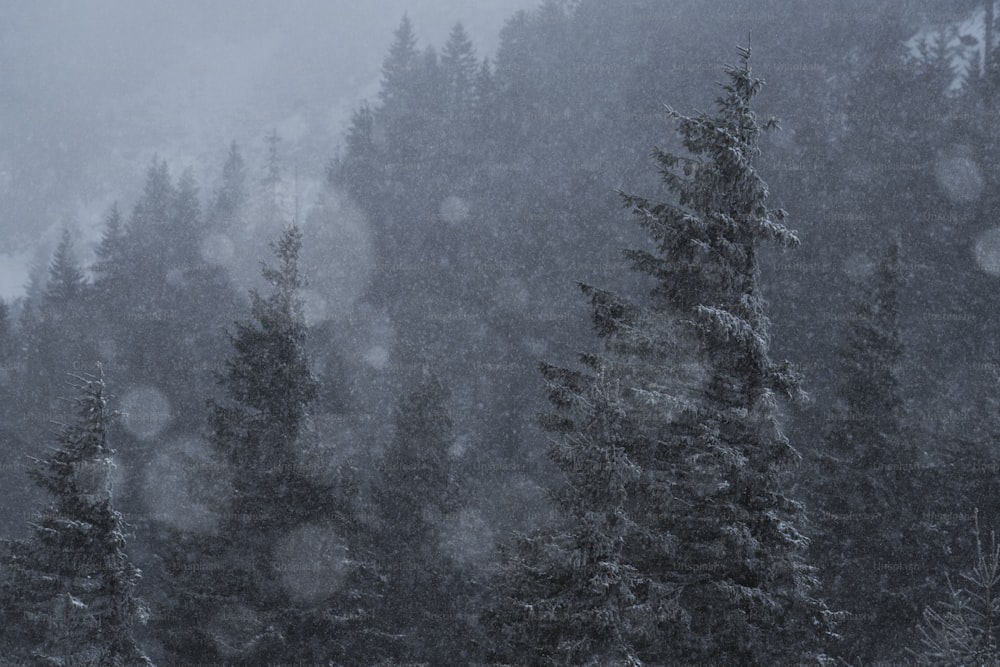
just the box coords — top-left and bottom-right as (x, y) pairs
(0, 0), (538, 298)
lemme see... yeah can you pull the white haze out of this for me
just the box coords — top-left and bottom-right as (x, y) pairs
(0, 0), (538, 299)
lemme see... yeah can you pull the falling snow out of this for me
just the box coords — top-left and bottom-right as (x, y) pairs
(119, 385), (172, 440)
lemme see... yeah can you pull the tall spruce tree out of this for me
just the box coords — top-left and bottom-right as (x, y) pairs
(0, 369), (152, 665)
(374, 372), (472, 663)
(172, 170), (202, 262)
(377, 371), (455, 551)
(157, 227), (392, 665)
(93, 203), (126, 287)
(378, 14), (419, 109)
(913, 511), (1000, 665)
(259, 129), (288, 228)
(486, 45), (835, 666)
(210, 141), (247, 226)
(473, 57), (497, 133)
(20, 230), (94, 411)
(0, 298), (12, 364)
(130, 159), (176, 247)
(441, 22), (478, 118)
(45, 229), (86, 304)
(808, 241), (931, 663)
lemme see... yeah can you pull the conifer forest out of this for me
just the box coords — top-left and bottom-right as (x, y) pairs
(6, 0), (1000, 664)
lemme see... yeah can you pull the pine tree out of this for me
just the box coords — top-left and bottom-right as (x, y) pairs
(213, 226), (317, 455)
(45, 229), (86, 305)
(338, 104), (378, 201)
(486, 45), (835, 666)
(374, 372), (473, 663)
(373, 14), (425, 172)
(0, 297), (12, 363)
(93, 203), (126, 286)
(260, 129), (287, 226)
(441, 22), (478, 118)
(378, 14), (419, 109)
(115, 159), (178, 321)
(263, 129), (281, 191)
(913, 511), (1000, 665)
(473, 58), (497, 128)
(97, 158), (236, 418)
(130, 159), (176, 243)
(377, 372), (455, 546)
(21, 230), (94, 410)
(157, 227), (393, 665)
(808, 241), (931, 663)
(173, 170), (201, 248)
(825, 241), (905, 460)
(0, 368), (153, 665)
(210, 141), (247, 226)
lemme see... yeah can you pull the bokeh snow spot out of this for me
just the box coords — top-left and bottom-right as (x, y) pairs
(495, 276), (530, 309)
(842, 251), (875, 281)
(200, 232), (235, 266)
(440, 195), (470, 225)
(274, 524), (350, 602)
(439, 507), (496, 567)
(143, 437), (230, 534)
(448, 433), (471, 458)
(362, 345), (389, 370)
(522, 336), (548, 358)
(96, 337), (117, 362)
(974, 226), (1000, 276)
(209, 603), (266, 658)
(120, 385), (172, 439)
(301, 288), (329, 326)
(935, 147), (983, 204)
(165, 266), (186, 287)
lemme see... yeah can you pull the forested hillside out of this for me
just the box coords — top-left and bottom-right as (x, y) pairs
(2, 1), (1000, 664)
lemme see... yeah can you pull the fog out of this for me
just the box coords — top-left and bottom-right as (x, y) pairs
(0, 0), (534, 298)
(1, 1), (999, 664)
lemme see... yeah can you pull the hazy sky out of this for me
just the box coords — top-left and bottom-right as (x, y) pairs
(0, 0), (538, 298)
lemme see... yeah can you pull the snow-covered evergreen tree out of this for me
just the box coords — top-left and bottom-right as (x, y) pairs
(374, 372), (474, 663)
(210, 141), (247, 226)
(913, 511), (1000, 665)
(45, 229), (86, 304)
(19, 229), (96, 411)
(378, 14), (419, 110)
(92, 203), (126, 287)
(0, 368), (152, 666)
(486, 45), (836, 665)
(157, 227), (393, 665)
(377, 372), (456, 548)
(441, 22), (478, 118)
(808, 241), (932, 663)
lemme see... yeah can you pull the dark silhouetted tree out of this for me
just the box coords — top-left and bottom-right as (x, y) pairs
(374, 372), (475, 663)
(379, 14), (419, 109)
(45, 229), (85, 304)
(914, 512), (1000, 665)
(93, 203), (126, 287)
(210, 141), (247, 226)
(157, 227), (393, 665)
(809, 241), (932, 663)
(0, 369), (153, 666)
(441, 22), (478, 118)
(487, 45), (836, 666)
(20, 230), (94, 410)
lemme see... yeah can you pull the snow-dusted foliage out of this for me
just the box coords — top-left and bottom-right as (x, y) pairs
(0, 369), (153, 666)
(807, 241), (938, 663)
(155, 227), (394, 665)
(486, 46), (836, 666)
(914, 513), (1000, 665)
